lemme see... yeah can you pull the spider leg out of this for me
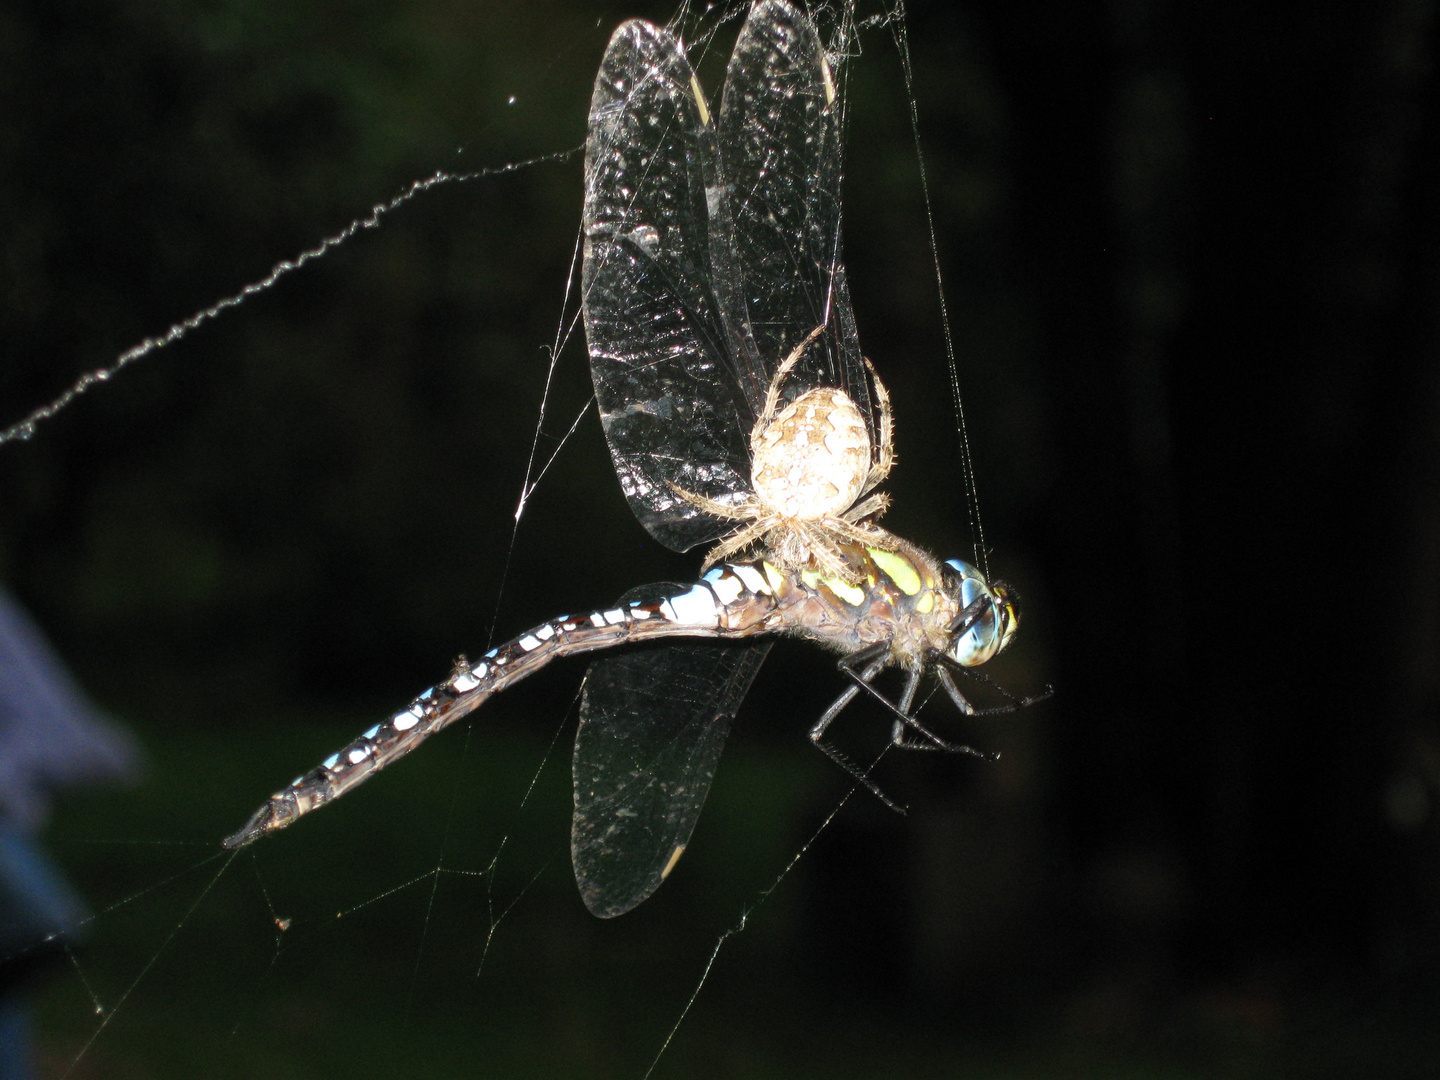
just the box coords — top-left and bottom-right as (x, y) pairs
(823, 514), (896, 551)
(668, 483), (757, 520)
(841, 491), (890, 525)
(798, 521), (860, 582)
(753, 324), (827, 444)
(751, 324), (825, 446)
(859, 357), (894, 493)
(700, 514), (778, 570)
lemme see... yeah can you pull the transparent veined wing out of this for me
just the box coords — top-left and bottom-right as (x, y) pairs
(718, 0), (873, 430)
(576, 1), (871, 916)
(582, 2), (873, 550)
(572, 583), (771, 918)
(581, 18), (764, 553)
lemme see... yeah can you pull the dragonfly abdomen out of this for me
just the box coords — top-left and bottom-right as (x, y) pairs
(223, 565), (783, 848)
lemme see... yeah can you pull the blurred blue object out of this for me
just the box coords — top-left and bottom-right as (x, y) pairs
(0, 589), (142, 1080)
(0, 591), (140, 830)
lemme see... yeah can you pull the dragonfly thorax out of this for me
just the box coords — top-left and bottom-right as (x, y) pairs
(750, 386), (870, 518)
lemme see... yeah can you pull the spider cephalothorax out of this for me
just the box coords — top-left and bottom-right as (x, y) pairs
(676, 326), (898, 583)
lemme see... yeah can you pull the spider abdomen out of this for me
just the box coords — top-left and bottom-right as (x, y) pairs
(751, 387), (870, 518)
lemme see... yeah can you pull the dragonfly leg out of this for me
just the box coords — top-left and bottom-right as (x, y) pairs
(882, 666), (990, 755)
(833, 646), (994, 760)
(934, 655), (1055, 716)
(947, 593), (992, 637)
(875, 665), (979, 754)
(886, 664), (922, 744)
(810, 643), (906, 812)
(810, 642), (998, 810)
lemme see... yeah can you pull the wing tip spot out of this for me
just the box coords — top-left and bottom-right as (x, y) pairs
(661, 844), (687, 879)
(689, 74), (711, 126)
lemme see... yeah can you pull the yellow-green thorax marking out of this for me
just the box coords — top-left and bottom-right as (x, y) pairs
(740, 540), (1017, 672)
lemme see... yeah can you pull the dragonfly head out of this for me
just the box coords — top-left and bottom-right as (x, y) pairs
(943, 559), (1019, 667)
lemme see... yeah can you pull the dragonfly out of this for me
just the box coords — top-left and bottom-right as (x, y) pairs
(224, 0), (1045, 918)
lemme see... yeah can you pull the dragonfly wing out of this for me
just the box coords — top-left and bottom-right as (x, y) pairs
(572, 583), (771, 917)
(582, 19), (762, 552)
(718, 0), (872, 425)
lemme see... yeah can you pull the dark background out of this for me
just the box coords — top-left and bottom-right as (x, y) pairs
(2, 0), (1438, 1076)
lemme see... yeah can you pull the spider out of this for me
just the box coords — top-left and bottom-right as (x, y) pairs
(676, 325), (900, 584)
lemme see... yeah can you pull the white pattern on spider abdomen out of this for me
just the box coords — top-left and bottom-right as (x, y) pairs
(750, 387), (870, 519)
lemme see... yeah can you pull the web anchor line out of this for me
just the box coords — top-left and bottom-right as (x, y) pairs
(0, 151), (575, 449)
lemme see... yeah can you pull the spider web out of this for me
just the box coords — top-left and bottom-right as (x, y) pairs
(0, 2), (1017, 1076)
